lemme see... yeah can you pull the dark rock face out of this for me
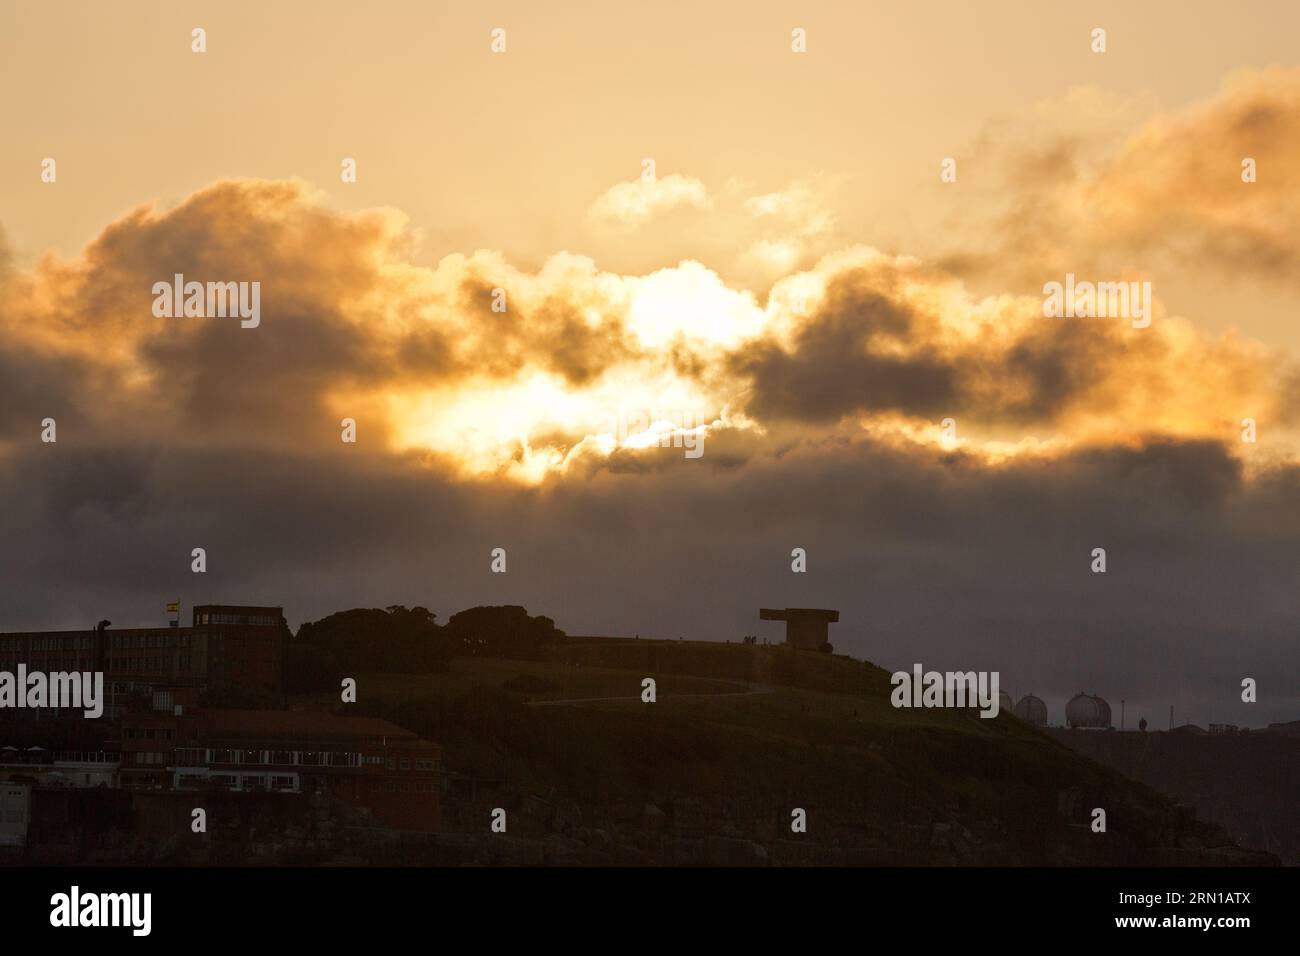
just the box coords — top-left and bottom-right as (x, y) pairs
(1048, 728), (1299, 865)
(6, 771), (1275, 867)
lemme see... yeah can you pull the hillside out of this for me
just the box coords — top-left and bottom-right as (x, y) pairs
(1048, 726), (1300, 865)
(326, 637), (1278, 866)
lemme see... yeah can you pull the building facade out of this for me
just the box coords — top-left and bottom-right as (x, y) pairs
(3, 602), (442, 834)
(120, 708), (440, 832)
(0, 783), (31, 847)
(0, 604), (284, 709)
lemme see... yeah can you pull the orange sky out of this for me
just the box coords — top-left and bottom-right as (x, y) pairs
(3, 1), (1299, 339)
(3, 2), (1300, 478)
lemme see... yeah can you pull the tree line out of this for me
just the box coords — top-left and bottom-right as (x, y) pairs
(282, 605), (565, 694)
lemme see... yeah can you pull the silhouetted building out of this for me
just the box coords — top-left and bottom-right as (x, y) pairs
(758, 608), (839, 651)
(120, 708), (440, 831)
(0, 604), (285, 711)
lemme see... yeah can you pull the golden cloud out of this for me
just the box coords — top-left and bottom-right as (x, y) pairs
(2, 142), (1297, 484)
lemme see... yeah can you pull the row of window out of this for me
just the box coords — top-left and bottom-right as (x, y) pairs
(176, 772), (297, 791)
(391, 758), (436, 771)
(110, 681), (153, 694)
(195, 613), (279, 626)
(173, 748), (364, 768)
(368, 756), (436, 771)
(1, 636), (96, 651)
(0, 633), (194, 651)
(2, 631), (277, 652)
(113, 633), (190, 649)
(148, 749), (436, 770)
(0, 657), (192, 675)
(371, 780), (437, 793)
(112, 656), (191, 672)
(123, 728), (176, 740)
(52, 752), (120, 763)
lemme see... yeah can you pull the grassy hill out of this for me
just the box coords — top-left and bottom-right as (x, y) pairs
(322, 637), (1278, 866)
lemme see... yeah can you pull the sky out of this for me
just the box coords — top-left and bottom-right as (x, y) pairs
(1, 1), (1298, 726)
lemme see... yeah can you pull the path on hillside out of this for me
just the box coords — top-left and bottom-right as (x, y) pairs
(526, 682), (775, 708)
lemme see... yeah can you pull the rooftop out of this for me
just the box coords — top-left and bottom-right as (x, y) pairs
(199, 709), (422, 742)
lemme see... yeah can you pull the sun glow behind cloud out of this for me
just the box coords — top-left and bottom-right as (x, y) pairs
(385, 365), (727, 482)
(622, 261), (767, 349)
(7, 67), (1300, 484)
(6, 171), (1297, 485)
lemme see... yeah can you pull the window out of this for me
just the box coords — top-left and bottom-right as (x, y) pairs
(400, 758), (411, 771)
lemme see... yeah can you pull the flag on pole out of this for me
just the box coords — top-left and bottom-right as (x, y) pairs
(166, 601), (180, 613)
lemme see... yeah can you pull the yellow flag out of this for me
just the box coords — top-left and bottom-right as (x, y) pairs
(166, 602), (180, 613)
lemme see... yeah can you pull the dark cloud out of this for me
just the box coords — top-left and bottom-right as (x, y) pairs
(731, 266), (1129, 427)
(455, 276), (640, 386)
(0, 432), (1295, 727)
(733, 279), (958, 422)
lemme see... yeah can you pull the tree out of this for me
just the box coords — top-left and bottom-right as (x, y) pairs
(442, 606), (565, 660)
(293, 606), (454, 675)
